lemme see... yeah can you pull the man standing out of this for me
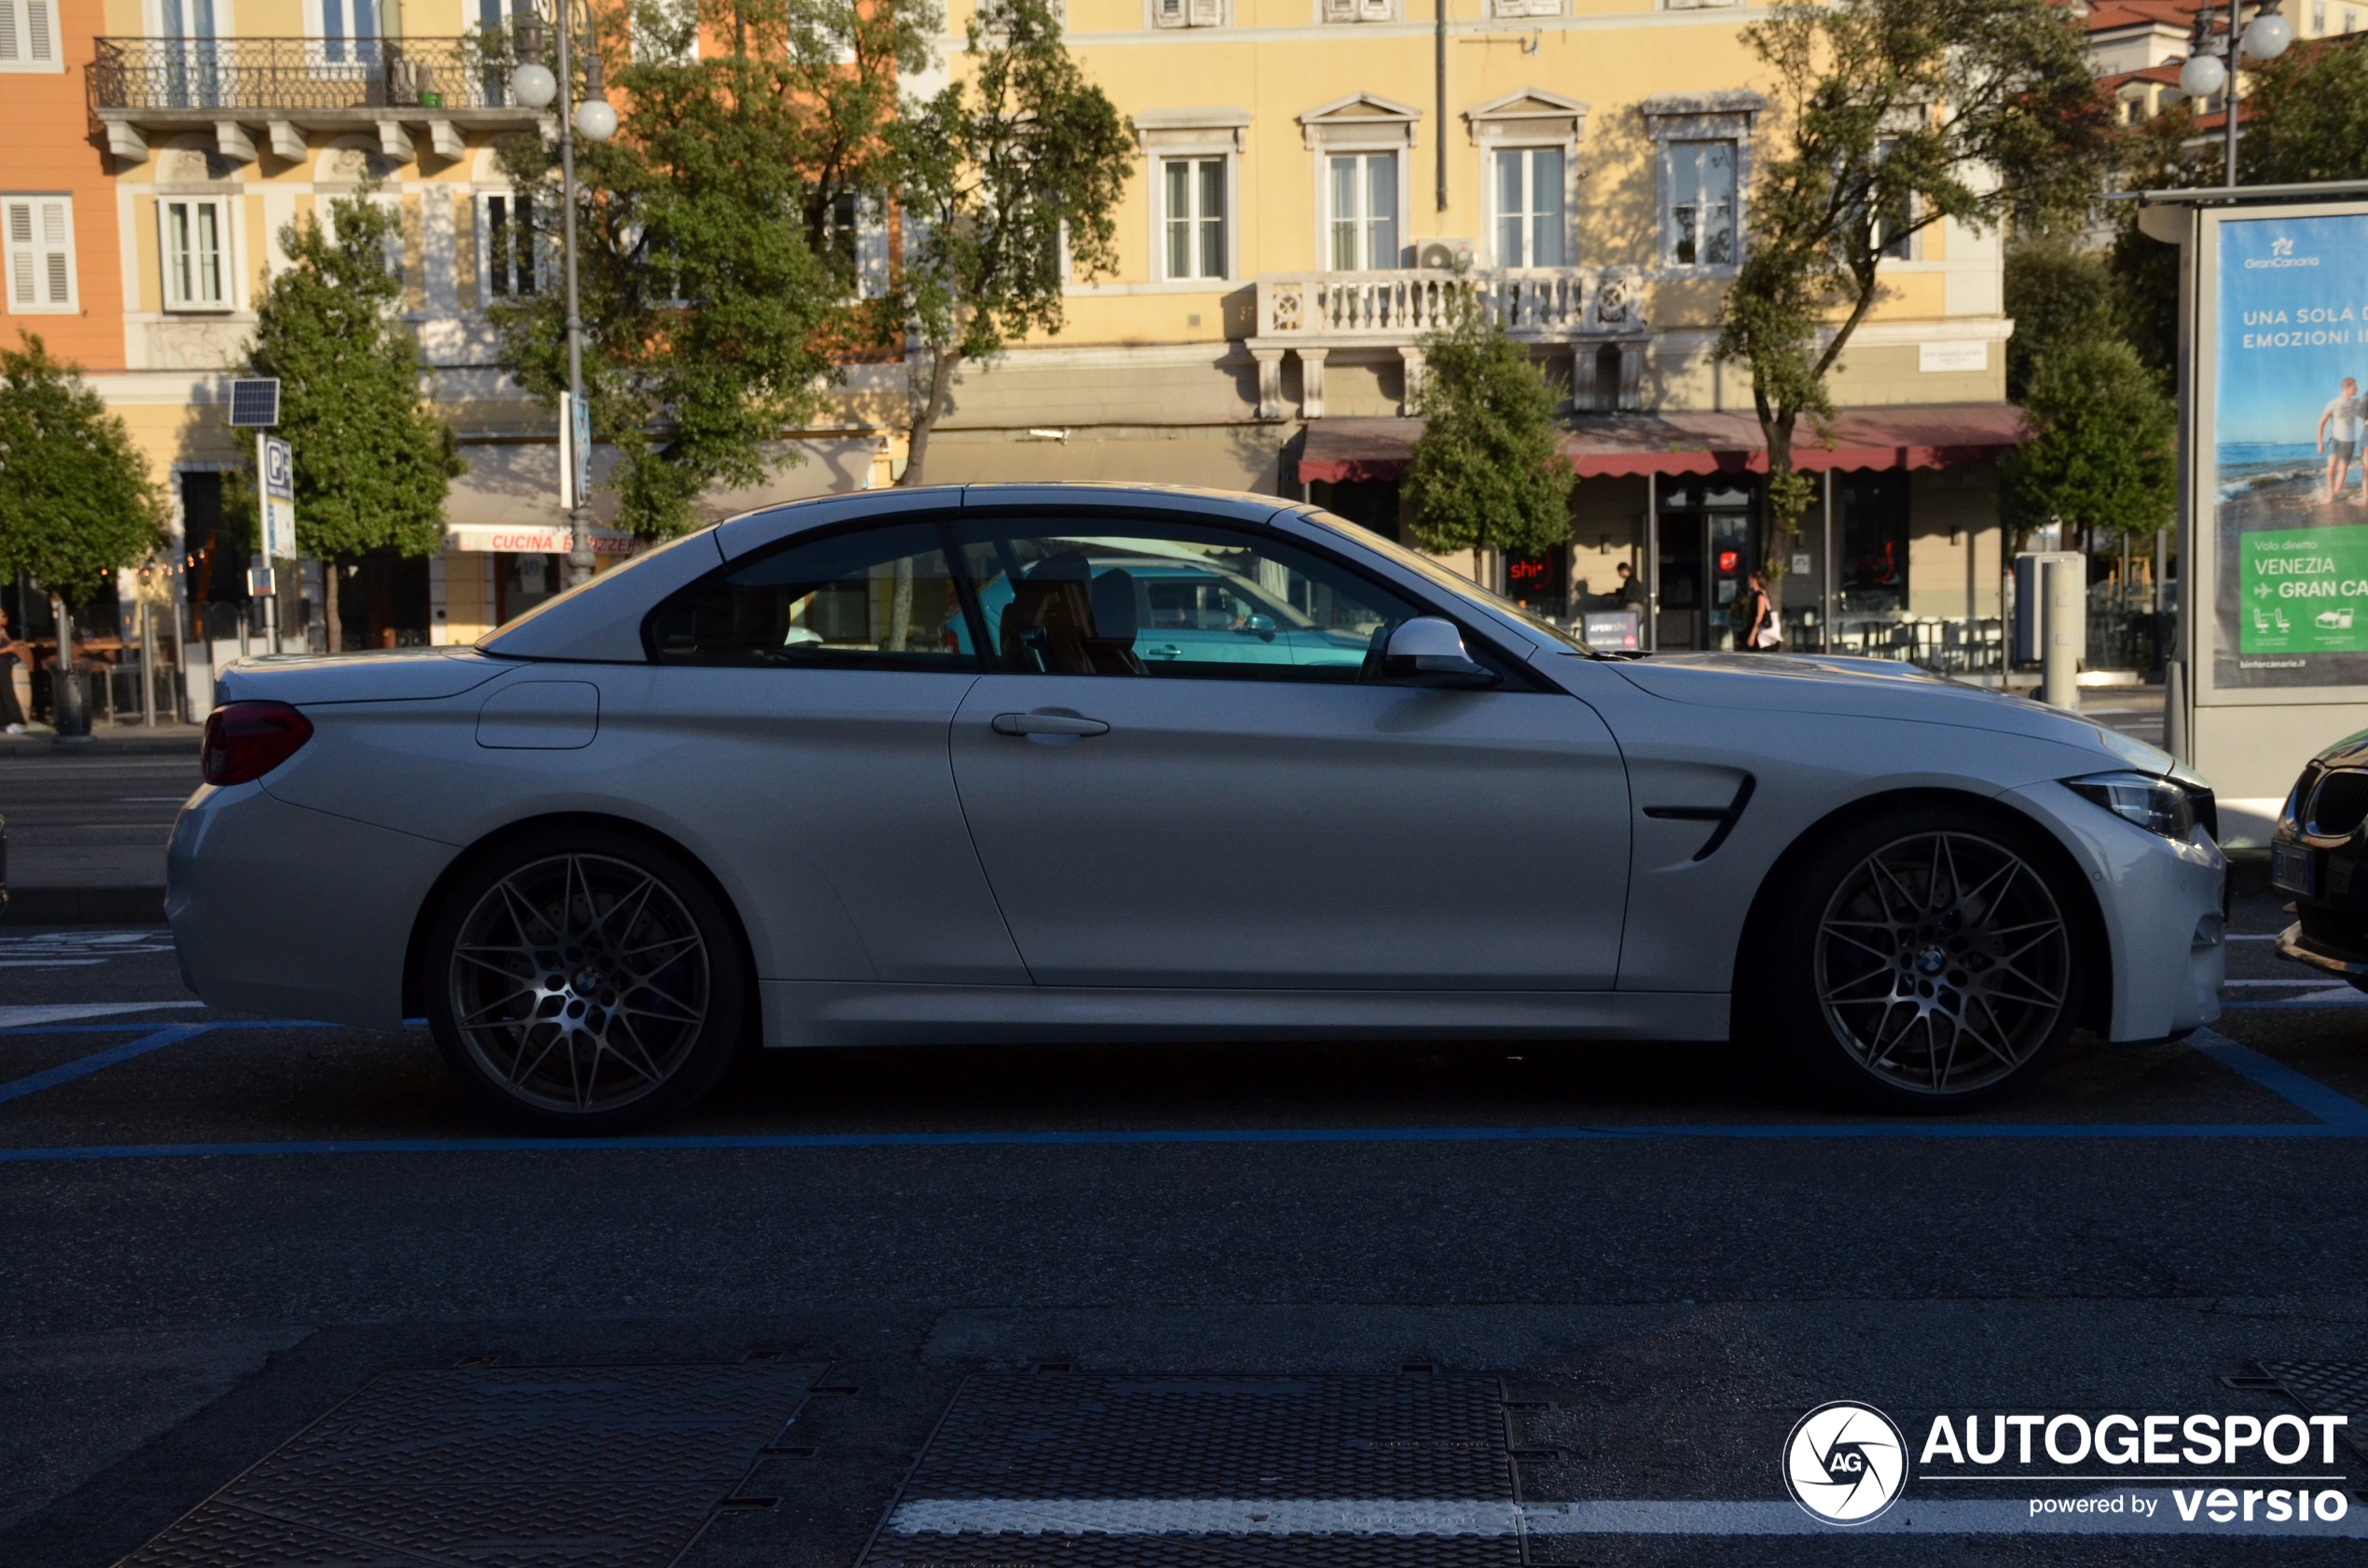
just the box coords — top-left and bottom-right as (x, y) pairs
(2319, 377), (2362, 504)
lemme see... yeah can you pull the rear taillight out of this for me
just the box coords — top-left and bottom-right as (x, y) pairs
(201, 701), (315, 785)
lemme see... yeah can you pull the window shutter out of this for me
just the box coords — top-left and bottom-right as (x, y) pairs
(1324, 0), (1358, 21)
(1155, 0), (1184, 22)
(38, 200), (66, 305)
(0, 2), (19, 63)
(1356, 0), (1394, 17)
(26, 0), (48, 61)
(1187, 0), (1222, 24)
(5, 197), (70, 310)
(6, 201), (33, 306)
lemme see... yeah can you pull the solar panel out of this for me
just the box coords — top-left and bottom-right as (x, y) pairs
(227, 378), (280, 428)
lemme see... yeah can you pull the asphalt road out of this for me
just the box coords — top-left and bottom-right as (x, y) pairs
(0, 749), (200, 889)
(0, 870), (2361, 1566)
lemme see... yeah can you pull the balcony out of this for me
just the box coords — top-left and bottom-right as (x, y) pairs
(89, 37), (547, 165)
(1246, 268), (1649, 420)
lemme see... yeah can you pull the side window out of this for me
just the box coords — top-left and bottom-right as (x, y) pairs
(949, 516), (1420, 683)
(646, 520), (981, 670)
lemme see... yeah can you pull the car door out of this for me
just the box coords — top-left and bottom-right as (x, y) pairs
(944, 508), (1631, 990)
(625, 515), (1027, 986)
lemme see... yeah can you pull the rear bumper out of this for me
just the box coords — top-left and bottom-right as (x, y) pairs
(166, 781), (455, 1026)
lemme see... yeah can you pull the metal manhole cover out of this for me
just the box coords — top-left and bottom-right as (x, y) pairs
(115, 1360), (829, 1568)
(861, 1374), (1525, 1567)
(2254, 1361), (2368, 1461)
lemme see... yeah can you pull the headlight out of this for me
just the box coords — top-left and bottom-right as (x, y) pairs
(2065, 771), (2197, 840)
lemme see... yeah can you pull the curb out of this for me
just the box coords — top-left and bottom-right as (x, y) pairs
(3, 887), (168, 926)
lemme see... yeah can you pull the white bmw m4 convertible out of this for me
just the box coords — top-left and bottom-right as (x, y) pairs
(168, 486), (2228, 1132)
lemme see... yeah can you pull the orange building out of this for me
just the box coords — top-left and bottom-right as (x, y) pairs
(2, 0), (125, 370)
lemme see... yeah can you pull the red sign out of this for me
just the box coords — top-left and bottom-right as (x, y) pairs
(1717, 550), (1740, 572)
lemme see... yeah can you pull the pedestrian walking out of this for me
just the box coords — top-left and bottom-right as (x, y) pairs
(0, 606), (29, 733)
(1741, 570), (1781, 652)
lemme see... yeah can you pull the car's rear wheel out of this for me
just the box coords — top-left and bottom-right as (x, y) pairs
(1761, 807), (2084, 1111)
(424, 831), (747, 1135)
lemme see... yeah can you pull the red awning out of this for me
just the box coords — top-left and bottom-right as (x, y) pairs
(1295, 402), (2027, 484)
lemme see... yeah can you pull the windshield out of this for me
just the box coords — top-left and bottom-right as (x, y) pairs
(1292, 508), (1595, 656)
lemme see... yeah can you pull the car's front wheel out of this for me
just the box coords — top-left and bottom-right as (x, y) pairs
(1759, 807), (2085, 1111)
(424, 831), (748, 1135)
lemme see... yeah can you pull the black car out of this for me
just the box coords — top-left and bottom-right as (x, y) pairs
(2271, 729), (2368, 990)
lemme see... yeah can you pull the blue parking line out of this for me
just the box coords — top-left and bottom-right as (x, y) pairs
(0, 1025), (210, 1106)
(0, 1119), (2363, 1163)
(2189, 1028), (2368, 1127)
(0, 1021), (2363, 1162)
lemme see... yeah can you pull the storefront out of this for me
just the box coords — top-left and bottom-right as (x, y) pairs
(1296, 404), (2022, 656)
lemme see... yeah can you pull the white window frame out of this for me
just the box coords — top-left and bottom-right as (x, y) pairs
(479, 190), (542, 303)
(1150, 0), (1225, 27)
(1158, 156), (1231, 282)
(1135, 108), (1248, 289)
(1489, 147), (1567, 269)
(0, 0), (63, 72)
(1465, 90), (1586, 270)
(1321, 0), (1397, 21)
(1325, 152), (1401, 271)
(159, 195), (235, 311)
(1490, 0), (1561, 16)
(4, 195), (76, 313)
(1640, 91), (1760, 273)
(1298, 93), (1419, 272)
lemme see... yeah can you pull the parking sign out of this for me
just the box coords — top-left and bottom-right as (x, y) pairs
(259, 435), (296, 561)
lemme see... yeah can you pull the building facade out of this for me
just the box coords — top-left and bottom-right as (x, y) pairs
(7, 0), (2041, 710)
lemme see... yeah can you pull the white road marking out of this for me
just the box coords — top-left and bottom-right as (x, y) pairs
(0, 960), (106, 969)
(0, 1002), (203, 1029)
(886, 1495), (2368, 1537)
(114, 796), (188, 804)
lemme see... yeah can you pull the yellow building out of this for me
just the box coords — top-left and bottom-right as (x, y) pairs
(34, 0), (2024, 701)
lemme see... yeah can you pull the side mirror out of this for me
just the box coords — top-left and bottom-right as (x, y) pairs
(1239, 613), (1277, 641)
(1384, 616), (1501, 689)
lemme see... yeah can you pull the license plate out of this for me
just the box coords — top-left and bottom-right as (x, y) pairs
(2272, 842), (2320, 898)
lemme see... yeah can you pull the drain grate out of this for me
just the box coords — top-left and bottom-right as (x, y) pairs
(861, 1373), (1525, 1567)
(116, 1360), (828, 1568)
(2250, 1361), (2368, 1463)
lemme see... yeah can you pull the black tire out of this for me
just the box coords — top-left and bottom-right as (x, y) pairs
(423, 828), (749, 1135)
(1753, 805), (2087, 1112)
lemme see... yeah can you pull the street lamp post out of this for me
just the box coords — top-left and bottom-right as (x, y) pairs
(510, 4), (617, 588)
(2181, 2), (2292, 189)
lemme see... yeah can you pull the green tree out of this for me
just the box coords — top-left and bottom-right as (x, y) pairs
(2001, 235), (2121, 404)
(891, 0), (1133, 486)
(1402, 302), (1575, 559)
(0, 334), (170, 636)
(2236, 34), (2368, 186)
(1718, 0), (2113, 570)
(2004, 337), (2175, 550)
(491, 0), (868, 538)
(249, 190), (462, 651)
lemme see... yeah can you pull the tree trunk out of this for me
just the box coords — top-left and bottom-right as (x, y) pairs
(324, 556), (345, 654)
(899, 345), (961, 488)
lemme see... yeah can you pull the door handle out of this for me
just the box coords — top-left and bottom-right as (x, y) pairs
(991, 711), (1111, 737)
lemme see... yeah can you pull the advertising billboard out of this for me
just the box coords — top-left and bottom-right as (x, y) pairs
(2182, 199), (2368, 839)
(2206, 209), (2368, 691)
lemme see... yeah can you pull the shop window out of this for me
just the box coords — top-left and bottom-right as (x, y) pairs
(1838, 471), (1909, 616)
(337, 550), (432, 650)
(496, 551), (561, 625)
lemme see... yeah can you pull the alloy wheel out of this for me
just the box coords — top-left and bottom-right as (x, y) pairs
(1812, 831), (2071, 1096)
(447, 854), (711, 1116)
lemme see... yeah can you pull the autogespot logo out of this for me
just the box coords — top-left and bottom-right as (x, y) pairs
(1785, 1401), (1909, 1525)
